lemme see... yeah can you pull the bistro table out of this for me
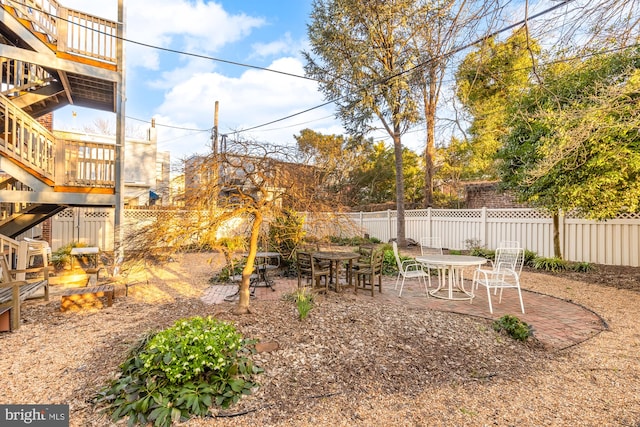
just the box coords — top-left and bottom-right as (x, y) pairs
(70, 246), (100, 270)
(224, 251), (280, 302)
(415, 254), (487, 300)
(251, 251), (281, 290)
(312, 251), (360, 292)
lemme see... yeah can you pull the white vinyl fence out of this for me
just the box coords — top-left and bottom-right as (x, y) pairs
(346, 208), (640, 267)
(48, 207), (640, 267)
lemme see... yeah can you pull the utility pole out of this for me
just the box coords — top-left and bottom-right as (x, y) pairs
(212, 100), (219, 155)
(114, 0), (126, 259)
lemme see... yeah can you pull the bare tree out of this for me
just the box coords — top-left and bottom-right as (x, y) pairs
(123, 137), (338, 314)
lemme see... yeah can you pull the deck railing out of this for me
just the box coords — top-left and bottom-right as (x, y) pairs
(2, 0), (117, 64)
(56, 138), (115, 187)
(0, 93), (55, 181)
(0, 94), (115, 188)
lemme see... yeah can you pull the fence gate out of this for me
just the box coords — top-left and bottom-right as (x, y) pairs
(51, 207), (114, 251)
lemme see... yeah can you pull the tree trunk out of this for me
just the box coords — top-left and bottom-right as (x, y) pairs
(235, 211), (262, 314)
(423, 71), (437, 208)
(393, 131), (406, 247)
(553, 211), (562, 259)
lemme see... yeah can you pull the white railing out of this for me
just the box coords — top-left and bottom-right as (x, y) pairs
(2, 0), (117, 64)
(0, 93), (55, 180)
(0, 93), (116, 188)
(59, 7), (117, 63)
(56, 138), (115, 187)
(48, 207), (640, 267)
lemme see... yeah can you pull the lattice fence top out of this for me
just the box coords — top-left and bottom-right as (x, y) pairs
(56, 209), (74, 218)
(85, 211), (111, 218)
(124, 209), (174, 220)
(430, 209), (482, 219)
(486, 209), (550, 219)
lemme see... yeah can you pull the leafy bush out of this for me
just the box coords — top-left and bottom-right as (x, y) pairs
(492, 315), (532, 341)
(470, 247), (495, 261)
(381, 245), (400, 275)
(269, 209), (306, 260)
(50, 241), (88, 270)
(570, 261), (595, 273)
(95, 317), (263, 426)
(533, 256), (568, 272)
(523, 250), (537, 267)
(210, 258), (245, 283)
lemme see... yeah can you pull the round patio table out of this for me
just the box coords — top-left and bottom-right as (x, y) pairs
(415, 254), (487, 300)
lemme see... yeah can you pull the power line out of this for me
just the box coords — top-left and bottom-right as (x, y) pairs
(126, 115), (211, 132)
(230, 0), (577, 136)
(9, 0), (318, 83)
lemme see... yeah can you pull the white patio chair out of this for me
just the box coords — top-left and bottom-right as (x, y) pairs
(498, 240), (520, 248)
(392, 241), (429, 297)
(419, 236), (444, 288)
(23, 237), (51, 267)
(472, 247), (525, 314)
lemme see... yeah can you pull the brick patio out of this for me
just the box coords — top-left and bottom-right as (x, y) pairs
(201, 272), (607, 351)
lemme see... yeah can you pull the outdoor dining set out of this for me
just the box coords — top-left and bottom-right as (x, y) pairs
(293, 238), (526, 314)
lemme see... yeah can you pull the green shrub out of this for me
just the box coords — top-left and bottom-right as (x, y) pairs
(533, 256), (568, 272)
(523, 250), (538, 267)
(269, 209), (306, 260)
(381, 246), (402, 275)
(50, 241), (88, 270)
(210, 258), (245, 283)
(492, 315), (531, 341)
(570, 261), (595, 273)
(470, 247), (495, 261)
(95, 316), (263, 426)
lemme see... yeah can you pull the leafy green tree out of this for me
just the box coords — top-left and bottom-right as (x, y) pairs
(407, 0), (496, 207)
(499, 46), (640, 257)
(434, 136), (470, 206)
(338, 141), (424, 208)
(455, 28), (540, 180)
(304, 0), (423, 245)
(294, 128), (372, 207)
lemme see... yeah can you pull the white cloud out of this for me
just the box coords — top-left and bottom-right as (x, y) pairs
(250, 32), (304, 58)
(151, 57), (342, 156)
(55, 1), (347, 160)
(62, 1), (265, 69)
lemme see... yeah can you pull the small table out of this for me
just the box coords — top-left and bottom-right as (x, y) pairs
(224, 251), (281, 302)
(416, 254), (487, 300)
(252, 251), (281, 290)
(312, 251), (360, 292)
(70, 247), (100, 270)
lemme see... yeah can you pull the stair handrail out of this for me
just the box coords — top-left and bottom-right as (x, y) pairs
(1, 0), (59, 41)
(0, 93), (55, 181)
(0, 233), (21, 271)
(2, 0), (117, 64)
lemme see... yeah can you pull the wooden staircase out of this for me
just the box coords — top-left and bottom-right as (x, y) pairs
(0, 0), (122, 235)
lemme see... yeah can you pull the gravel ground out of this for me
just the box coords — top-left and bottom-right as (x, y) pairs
(0, 252), (639, 426)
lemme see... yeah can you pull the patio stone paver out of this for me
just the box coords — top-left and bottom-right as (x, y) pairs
(203, 274), (607, 351)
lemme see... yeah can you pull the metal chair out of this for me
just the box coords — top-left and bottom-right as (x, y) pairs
(471, 247), (525, 313)
(419, 236), (444, 288)
(392, 241), (429, 297)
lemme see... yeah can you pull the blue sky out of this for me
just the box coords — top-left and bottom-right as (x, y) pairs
(55, 0), (352, 161)
(54, 0), (586, 163)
